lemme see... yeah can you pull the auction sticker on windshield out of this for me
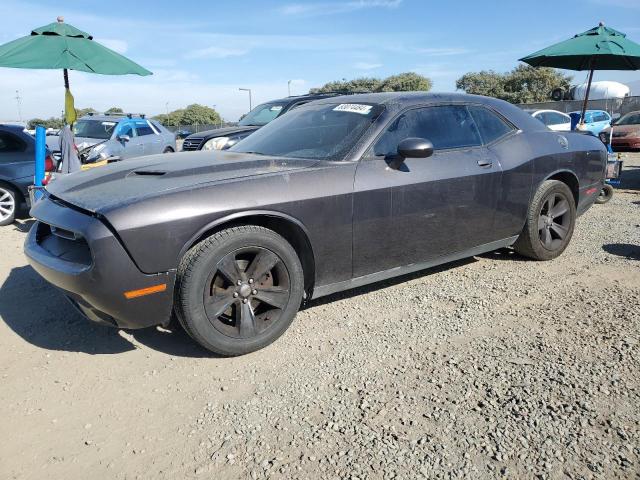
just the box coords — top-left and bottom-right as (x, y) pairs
(333, 104), (373, 115)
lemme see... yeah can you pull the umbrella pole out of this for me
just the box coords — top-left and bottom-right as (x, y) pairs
(63, 67), (69, 89)
(579, 67), (594, 125)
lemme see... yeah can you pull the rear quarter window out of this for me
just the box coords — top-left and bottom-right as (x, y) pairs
(0, 131), (27, 154)
(467, 106), (514, 144)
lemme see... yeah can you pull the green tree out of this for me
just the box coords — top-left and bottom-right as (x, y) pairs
(378, 72), (432, 92)
(75, 107), (97, 117)
(456, 65), (572, 104)
(153, 104), (221, 127)
(105, 107), (124, 114)
(27, 117), (64, 129)
(310, 72), (432, 94)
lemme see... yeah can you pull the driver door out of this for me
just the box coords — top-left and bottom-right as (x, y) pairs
(352, 105), (502, 277)
(116, 121), (143, 159)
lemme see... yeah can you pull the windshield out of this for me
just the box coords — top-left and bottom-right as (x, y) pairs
(238, 102), (287, 126)
(614, 112), (640, 126)
(73, 119), (117, 140)
(230, 102), (384, 161)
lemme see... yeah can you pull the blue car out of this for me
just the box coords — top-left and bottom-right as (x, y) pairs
(0, 124), (55, 226)
(568, 110), (612, 135)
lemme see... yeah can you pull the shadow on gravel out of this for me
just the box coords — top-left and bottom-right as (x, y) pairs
(304, 257), (475, 309)
(602, 243), (640, 260)
(479, 248), (528, 262)
(0, 266), (211, 358)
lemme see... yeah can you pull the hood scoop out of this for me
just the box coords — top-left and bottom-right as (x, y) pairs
(129, 170), (167, 177)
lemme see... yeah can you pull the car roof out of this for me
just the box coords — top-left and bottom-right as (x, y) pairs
(568, 109), (609, 115)
(305, 91), (548, 132)
(526, 109), (570, 116)
(0, 123), (28, 132)
(78, 114), (148, 122)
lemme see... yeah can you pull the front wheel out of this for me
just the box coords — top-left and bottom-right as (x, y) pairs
(174, 226), (304, 356)
(513, 180), (576, 261)
(163, 147), (174, 153)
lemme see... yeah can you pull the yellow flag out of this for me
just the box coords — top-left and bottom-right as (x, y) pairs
(65, 87), (77, 125)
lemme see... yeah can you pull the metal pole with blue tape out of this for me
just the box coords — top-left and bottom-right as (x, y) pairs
(33, 124), (46, 200)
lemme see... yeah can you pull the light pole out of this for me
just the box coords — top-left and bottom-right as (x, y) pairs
(288, 80), (292, 96)
(165, 102), (169, 115)
(239, 88), (252, 112)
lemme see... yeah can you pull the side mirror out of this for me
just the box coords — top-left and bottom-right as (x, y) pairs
(118, 134), (130, 143)
(398, 137), (434, 159)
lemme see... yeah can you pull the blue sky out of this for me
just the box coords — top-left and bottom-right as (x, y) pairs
(1, 0), (639, 122)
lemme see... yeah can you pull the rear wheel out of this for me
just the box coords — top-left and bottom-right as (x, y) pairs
(163, 147), (174, 153)
(175, 226), (304, 356)
(513, 180), (576, 260)
(0, 185), (17, 227)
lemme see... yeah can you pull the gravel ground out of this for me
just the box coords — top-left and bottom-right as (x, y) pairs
(1, 154), (639, 479)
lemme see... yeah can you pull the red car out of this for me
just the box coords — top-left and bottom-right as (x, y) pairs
(600, 111), (640, 151)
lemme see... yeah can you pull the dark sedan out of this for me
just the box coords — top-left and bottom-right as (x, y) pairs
(181, 92), (346, 151)
(0, 124), (55, 226)
(25, 92), (606, 356)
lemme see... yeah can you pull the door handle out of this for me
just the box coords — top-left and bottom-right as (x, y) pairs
(477, 159), (492, 167)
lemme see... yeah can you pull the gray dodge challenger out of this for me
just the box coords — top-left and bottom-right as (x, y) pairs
(25, 92), (606, 356)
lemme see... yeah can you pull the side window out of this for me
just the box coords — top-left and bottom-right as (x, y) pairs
(117, 122), (135, 137)
(373, 105), (482, 156)
(0, 132), (26, 154)
(547, 112), (568, 126)
(135, 121), (155, 136)
(593, 112), (608, 122)
(584, 112), (593, 123)
(468, 106), (514, 143)
(150, 121), (163, 133)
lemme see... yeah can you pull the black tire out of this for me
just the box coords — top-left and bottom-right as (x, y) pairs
(174, 225), (304, 356)
(163, 147), (174, 153)
(0, 184), (18, 227)
(595, 184), (614, 204)
(513, 180), (576, 261)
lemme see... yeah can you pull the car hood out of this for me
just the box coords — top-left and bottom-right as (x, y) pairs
(186, 125), (260, 140)
(603, 124), (640, 134)
(46, 150), (318, 213)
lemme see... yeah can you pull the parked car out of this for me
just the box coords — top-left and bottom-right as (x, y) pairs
(0, 124), (56, 226)
(568, 110), (612, 135)
(25, 92), (606, 355)
(599, 110), (640, 151)
(47, 113), (176, 163)
(181, 92), (349, 151)
(525, 109), (572, 131)
(175, 129), (192, 139)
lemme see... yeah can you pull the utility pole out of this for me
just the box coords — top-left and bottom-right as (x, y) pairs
(239, 88), (252, 112)
(165, 102), (169, 115)
(288, 80), (292, 96)
(15, 90), (22, 122)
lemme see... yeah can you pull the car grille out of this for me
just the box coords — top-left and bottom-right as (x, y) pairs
(182, 137), (203, 151)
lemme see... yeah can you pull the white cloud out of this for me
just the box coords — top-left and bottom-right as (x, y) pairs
(185, 46), (250, 60)
(281, 0), (402, 16)
(98, 38), (128, 54)
(354, 62), (383, 70)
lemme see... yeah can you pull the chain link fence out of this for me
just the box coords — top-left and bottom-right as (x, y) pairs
(517, 95), (640, 118)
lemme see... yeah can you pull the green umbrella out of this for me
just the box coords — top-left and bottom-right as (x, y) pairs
(0, 16), (152, 122)
(520, 23), (640, 124)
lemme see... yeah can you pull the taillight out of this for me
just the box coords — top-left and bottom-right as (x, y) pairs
(42, 172), (52, 186)
(45, 155), (55, 172)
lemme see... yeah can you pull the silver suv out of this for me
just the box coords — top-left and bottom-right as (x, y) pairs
(49, 113), (176, 162)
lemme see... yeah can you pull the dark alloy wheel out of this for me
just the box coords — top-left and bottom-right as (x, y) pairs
(175, 225), (304, 356)
(537, 192), (571, 250)
(514, 180), (576, 261)
(595, 184), (614, 204)
(204, 246), (291, 339)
